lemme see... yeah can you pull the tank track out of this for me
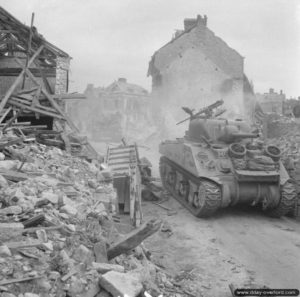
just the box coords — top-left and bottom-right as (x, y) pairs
(159, 156), (222, 218)
(267, 181), (297, 218)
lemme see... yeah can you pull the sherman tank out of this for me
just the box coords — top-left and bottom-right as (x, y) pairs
(159, 100), (297, 218)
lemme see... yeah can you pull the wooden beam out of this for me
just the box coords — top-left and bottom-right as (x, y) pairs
(0, 30), (18, 33)
(107, 219), (162, 260)
(0, 45), (44, 114)
(0, 106), (12, 124)
(2, 108), (23, 132)
(0, 169), (29, 182)
(0, 276), (42, 286)
(14, 61), (79, 132)
(52, 93), (86, 100)
(22, 12), (34, 89)
(8, 99), (65, 119)
(15, 87), (38, 95)
(11, 96), (58, 113)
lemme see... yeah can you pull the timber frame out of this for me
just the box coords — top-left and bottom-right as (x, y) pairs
(0, 7), (99, 159)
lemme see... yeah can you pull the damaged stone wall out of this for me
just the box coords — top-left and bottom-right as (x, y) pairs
(55, 56), (70, 96)
(149, 16), (244, 129)
(54, 56), (71, 130)
(147, 15), (255, 139)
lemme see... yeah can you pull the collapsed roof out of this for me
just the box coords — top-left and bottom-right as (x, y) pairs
(0, 6), (70, 68)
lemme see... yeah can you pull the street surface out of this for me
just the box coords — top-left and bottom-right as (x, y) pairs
(143, 197), (300, 297)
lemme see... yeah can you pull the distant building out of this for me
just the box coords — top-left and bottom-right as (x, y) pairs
(98, 78), (149, 118)
(69, 78), (151, 142)
(256, 88), (285, 114)
(147, 15), (248, 122)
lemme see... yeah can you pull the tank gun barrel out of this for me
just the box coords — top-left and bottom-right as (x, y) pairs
(219, 132), (259, 143)
(231, 133), (259, 139)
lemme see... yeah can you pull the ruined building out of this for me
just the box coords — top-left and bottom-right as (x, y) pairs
(256, 88), (285, 114)
(68, 78), (152, 142)
(0, 6), (71, 129)
(148, 15), (253, 124)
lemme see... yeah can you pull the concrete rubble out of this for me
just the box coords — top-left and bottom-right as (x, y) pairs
(0, 131), (195, 297)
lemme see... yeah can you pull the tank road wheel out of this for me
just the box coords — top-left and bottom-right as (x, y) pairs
(179, 180), (190, 201)
(193, 181), (222, 218)
(188, 181), (196, 205)
(267, 182), (297, 218)
(159, 157), (222, 218)
(167, 170), (176, 188)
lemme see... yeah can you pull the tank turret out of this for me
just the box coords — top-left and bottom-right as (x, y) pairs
(187, 118), (258, 144)
(159, 100), (297, 218)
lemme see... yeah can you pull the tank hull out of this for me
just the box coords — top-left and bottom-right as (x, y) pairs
(159, 138), (296, 217)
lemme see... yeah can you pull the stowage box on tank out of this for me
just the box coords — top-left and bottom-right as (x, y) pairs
(159, 101), (297, 218)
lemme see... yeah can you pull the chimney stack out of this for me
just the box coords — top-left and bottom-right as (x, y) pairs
(184, 14), (207, 31)
(118, 78), (127, 83)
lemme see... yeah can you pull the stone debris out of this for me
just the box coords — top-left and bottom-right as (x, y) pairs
(98, 270), (143, 297)
(92, 262), (125, 274)
(0, 134), (176, 297)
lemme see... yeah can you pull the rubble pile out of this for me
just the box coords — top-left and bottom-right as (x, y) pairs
(267, 134), (300, 196)
(0, 135), (182, 297)
(264, 113), (300, 139)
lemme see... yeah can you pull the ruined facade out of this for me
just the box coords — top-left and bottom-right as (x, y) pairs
(69, 78), (152, 142)
(256, 88), (285, 114)
(0, 6), (71, 129)
(148, 15), (247, 124)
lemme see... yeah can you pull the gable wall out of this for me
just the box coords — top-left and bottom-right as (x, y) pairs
(150, 25), (244, 123)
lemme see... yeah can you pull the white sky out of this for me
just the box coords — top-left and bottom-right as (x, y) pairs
(1, 0), (299, 97)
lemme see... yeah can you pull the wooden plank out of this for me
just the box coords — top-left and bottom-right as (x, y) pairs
(109, 148), (136, 154)
(38, 138), (64, 147)
(0, 137), (23, 149)
(128, 168), (135, 216)
(8, 99), (65, 119)
(11, 96), (58, 113)
(0, 170), (29, 182)
(6, 239), (44, 249)
(21, 12), (34, 89)
(110, 167), (129, 173)
(2, 108), (23, 132)
(0, 30), (18, 33)
(110, 145), (135, 150)
(52, 93), (86, 100)
(22, 225), (64, 234)
(0, 106), (12, 124)
(108, 161), (135, 167)
(0, 276), (42, 286)
(108, 155), (133, 161)
(14, 94), (34, 102)
(31, 85), (41, 107)
(15, 87), (38, 95)
(21, 66), (79, 132)
(0, 45), (44, 114)
(22, 214), (45, 228)
(107, 219), (162, 260)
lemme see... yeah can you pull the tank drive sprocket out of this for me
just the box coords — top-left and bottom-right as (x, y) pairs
(267, 181), (297, 217)
(159, 156), (222, 217)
